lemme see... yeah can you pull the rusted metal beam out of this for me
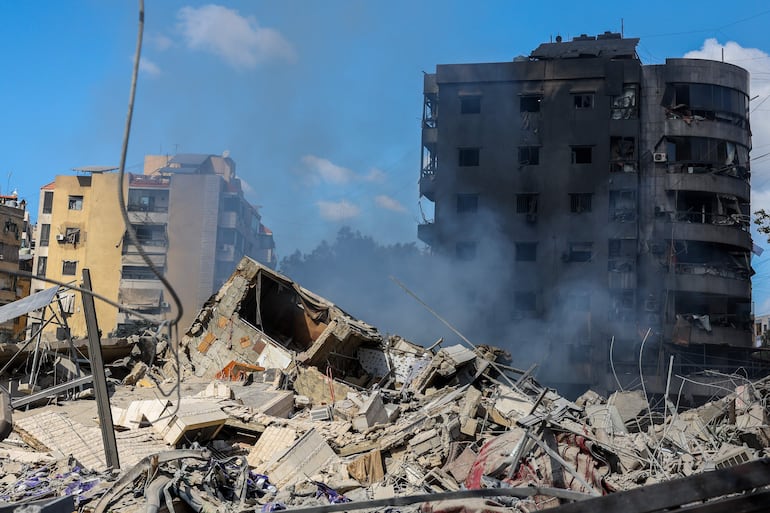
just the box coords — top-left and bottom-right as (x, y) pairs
(81, 268), (120, 470)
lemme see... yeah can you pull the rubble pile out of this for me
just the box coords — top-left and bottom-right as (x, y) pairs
(1, 258), (770, 512)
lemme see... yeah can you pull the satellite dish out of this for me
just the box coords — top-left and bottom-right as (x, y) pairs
(222, 150), (230, 158)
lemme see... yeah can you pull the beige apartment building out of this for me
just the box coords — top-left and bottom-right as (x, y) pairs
(30, 154), (276, 340)
(0, 194), (32, 340)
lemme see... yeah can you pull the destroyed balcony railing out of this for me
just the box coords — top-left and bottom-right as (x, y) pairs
(673, 211), (749, 231)
(673, 262), (750, 281)
(666, 161), (750, 182)
(122, 236), (168, 249)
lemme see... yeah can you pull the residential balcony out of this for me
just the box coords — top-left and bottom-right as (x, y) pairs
(127, 210), (168, 224)
(419, 171), (436, 201)
(665, 323), (753, 348)
(422, 126), (437, 145)
(664, 171), (749, 200)
(219, 211), (238, 229)
(665, 266), (750, 298)
(417, 222), (437, 246)
(216, 244), (236, 262)
(658, 219), (751, 250)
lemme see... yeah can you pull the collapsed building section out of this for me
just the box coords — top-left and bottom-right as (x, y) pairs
(183, 256), (397, 385)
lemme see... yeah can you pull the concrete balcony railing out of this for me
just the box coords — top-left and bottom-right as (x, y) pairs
(665, 270), (750, 298)
(659, 220), (751, 250)
(417, 222), (437, 246)
(664, 172), (750, 200)
(419, 172), (435, 201)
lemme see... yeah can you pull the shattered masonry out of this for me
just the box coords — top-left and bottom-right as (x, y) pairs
(2, 256), (770, 512)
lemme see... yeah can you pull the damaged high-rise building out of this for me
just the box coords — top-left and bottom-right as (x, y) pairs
(418, 32), (756, 398)
(30, 154), (276, 340)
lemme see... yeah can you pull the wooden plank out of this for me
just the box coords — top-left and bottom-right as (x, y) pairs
(545, 458), (770, 513)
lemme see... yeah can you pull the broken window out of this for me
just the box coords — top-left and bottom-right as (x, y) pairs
(520, 95), (541, 113)
(514, 291), (536, 311)
(608, 239), (636, 272)
(565, 242), (593, 262)
(39, 224), (50, 247)
(460, 95), (481, 114)
(573, 93), (594, 109)
(571, 146), (592, 164)
(610, 136), (636, 172)
(65, 227), (81, 245)
(456, 193), (479, 214)
(62, 260), (77, 276)
(68, 195), (83, 211)
(570, 193), (593, 213)
(515, 242), (537, 261)
(610, 290), (635, 322)
(515, 193), (538, 222)
(36, 256), (47, 278)
(611, 84), (638, 119)
(518, 146), (540, 165)
(458, 148), (480, 167)
(666, 83), (749, 127)
(609, 190), (636, 221)
(42, 191), (53, 214)
(456, 241), (477, 261)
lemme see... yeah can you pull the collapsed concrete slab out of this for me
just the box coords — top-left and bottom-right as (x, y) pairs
(181, 257), (385, 384)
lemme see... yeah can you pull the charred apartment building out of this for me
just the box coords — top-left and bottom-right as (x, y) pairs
(418, 33), (755, 396)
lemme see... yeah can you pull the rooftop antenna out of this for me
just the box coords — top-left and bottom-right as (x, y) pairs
(621, 18), (624, 38)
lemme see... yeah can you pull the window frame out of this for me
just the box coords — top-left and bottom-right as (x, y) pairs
(458, 148), (480, 167)
(62, 260), (78, 276)
(67, 195), (84, 211)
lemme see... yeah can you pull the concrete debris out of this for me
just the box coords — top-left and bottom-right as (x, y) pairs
(2, 258), (770, 512)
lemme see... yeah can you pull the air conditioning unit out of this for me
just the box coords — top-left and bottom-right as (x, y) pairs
(653, 152), (667, 163)
(55, 234), (65, 242)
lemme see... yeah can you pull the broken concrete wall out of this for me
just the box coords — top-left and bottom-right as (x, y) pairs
(182, 257), (383, 381)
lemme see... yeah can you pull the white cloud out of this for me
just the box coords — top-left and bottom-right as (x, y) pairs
(317, 200), (361, 221)
(364, 167), (387, 183)
(177, 4), (296, 69)
(138, 56), (161, 76)
(301, 155), (356, 185)
(300, 156), (388, 186)
(148, 33), (174, 51)
(374, 194), (407, 213)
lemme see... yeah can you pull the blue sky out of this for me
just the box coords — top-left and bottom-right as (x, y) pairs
(2, 1), (770, 308)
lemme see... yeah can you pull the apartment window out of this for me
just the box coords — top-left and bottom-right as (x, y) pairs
(514, 291), (536, 311)
(518, 146), (540, 165)
(458, 148), (480, 167)
(65, 227), (82, 245)
(573, 93), (594, 109)
(36, 256), (47, 277)
(570, 193), (593, 213)
(42, 191), (54, 214)
(122, 265), (158, 280)
(520, 96), (541, 113)
(62, 260), (77, 276)
(39, 224), (50, 247)
(515, 193), (538, 214)
(566, 242), (593, 262)
(456, 193), (479, 214)
(571, 146), (592, 164)
(456, 241), (477, 261)
(68, 195), (83, 211)
(460, 95), (481, 114)
(515, 242), (537, 262)
(609, 190), (636, 222)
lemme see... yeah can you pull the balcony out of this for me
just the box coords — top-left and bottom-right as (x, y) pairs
(422, 126), (437, 145)
(127, 210), (168, 224)
(666, 322), (753, 348)
(419, 171), (435, 201)
(417, 222), (437, 246)
(665, 264), (750, 298)
(664, 171), (749, 200)
(658, 219), (751, 250)
(219, 211), (238, 229)
(217, 244), (236, 262)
